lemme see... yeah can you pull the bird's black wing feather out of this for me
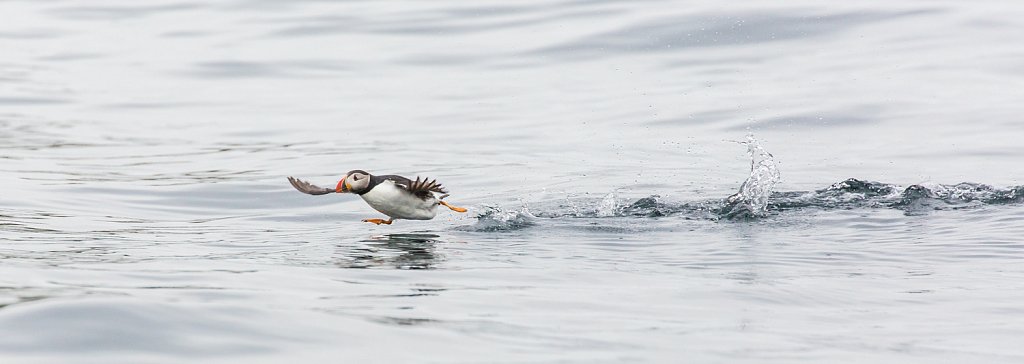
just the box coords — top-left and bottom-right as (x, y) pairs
(287, 176), (335, 195)
(378, 174), (448, 199)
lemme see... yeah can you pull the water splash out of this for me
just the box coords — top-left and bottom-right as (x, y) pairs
(771, 179), (1024, 213)
(487, 179), (1023, 227)
(890, 182), (1024, 214)
(462, 204), (536, 232)
(722, 136), (781, 219)
(595, 192), (619, 217)
(467, 135), (1023, 229)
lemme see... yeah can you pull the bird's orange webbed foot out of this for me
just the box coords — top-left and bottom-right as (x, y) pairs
(361, 218), (393, 225)
(439, 201), (468, 213)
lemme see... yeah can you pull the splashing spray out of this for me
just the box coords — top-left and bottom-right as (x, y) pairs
(723, 135), (781, 219)
(596, 192), (619, 217)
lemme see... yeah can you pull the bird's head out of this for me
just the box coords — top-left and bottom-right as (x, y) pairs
(337, 170), (371, 194)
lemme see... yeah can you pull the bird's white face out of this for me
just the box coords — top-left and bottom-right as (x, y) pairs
(336, 171), (371, 193)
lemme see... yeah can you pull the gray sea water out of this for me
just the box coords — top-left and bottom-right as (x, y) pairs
(2, 1), (1024, 363)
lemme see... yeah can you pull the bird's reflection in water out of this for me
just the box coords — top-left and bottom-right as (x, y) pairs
(340, 233), (443, 270)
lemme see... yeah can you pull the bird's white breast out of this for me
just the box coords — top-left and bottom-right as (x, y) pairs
(360, 180), (438, 220)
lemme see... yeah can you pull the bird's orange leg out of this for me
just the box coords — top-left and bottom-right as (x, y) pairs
(361, 218), (393, 225)
(439, 201), (468, 213)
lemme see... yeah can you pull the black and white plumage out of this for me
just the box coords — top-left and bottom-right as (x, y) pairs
(287, 170), (467, 225)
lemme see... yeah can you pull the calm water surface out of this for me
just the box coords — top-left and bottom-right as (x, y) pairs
(2, 1), (1024, 363)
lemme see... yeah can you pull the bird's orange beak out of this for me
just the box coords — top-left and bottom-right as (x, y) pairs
(336, 177), (349, 193)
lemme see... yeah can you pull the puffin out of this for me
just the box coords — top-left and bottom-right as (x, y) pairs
(287, 170), (468, 225)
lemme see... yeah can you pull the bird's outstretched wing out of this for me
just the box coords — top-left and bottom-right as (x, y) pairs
(287, 176), (335, 195)
(382, 175), (448, 199)
(407, 176), (448, 194)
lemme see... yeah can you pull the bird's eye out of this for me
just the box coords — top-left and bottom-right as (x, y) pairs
(353, 176), (360, 180)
